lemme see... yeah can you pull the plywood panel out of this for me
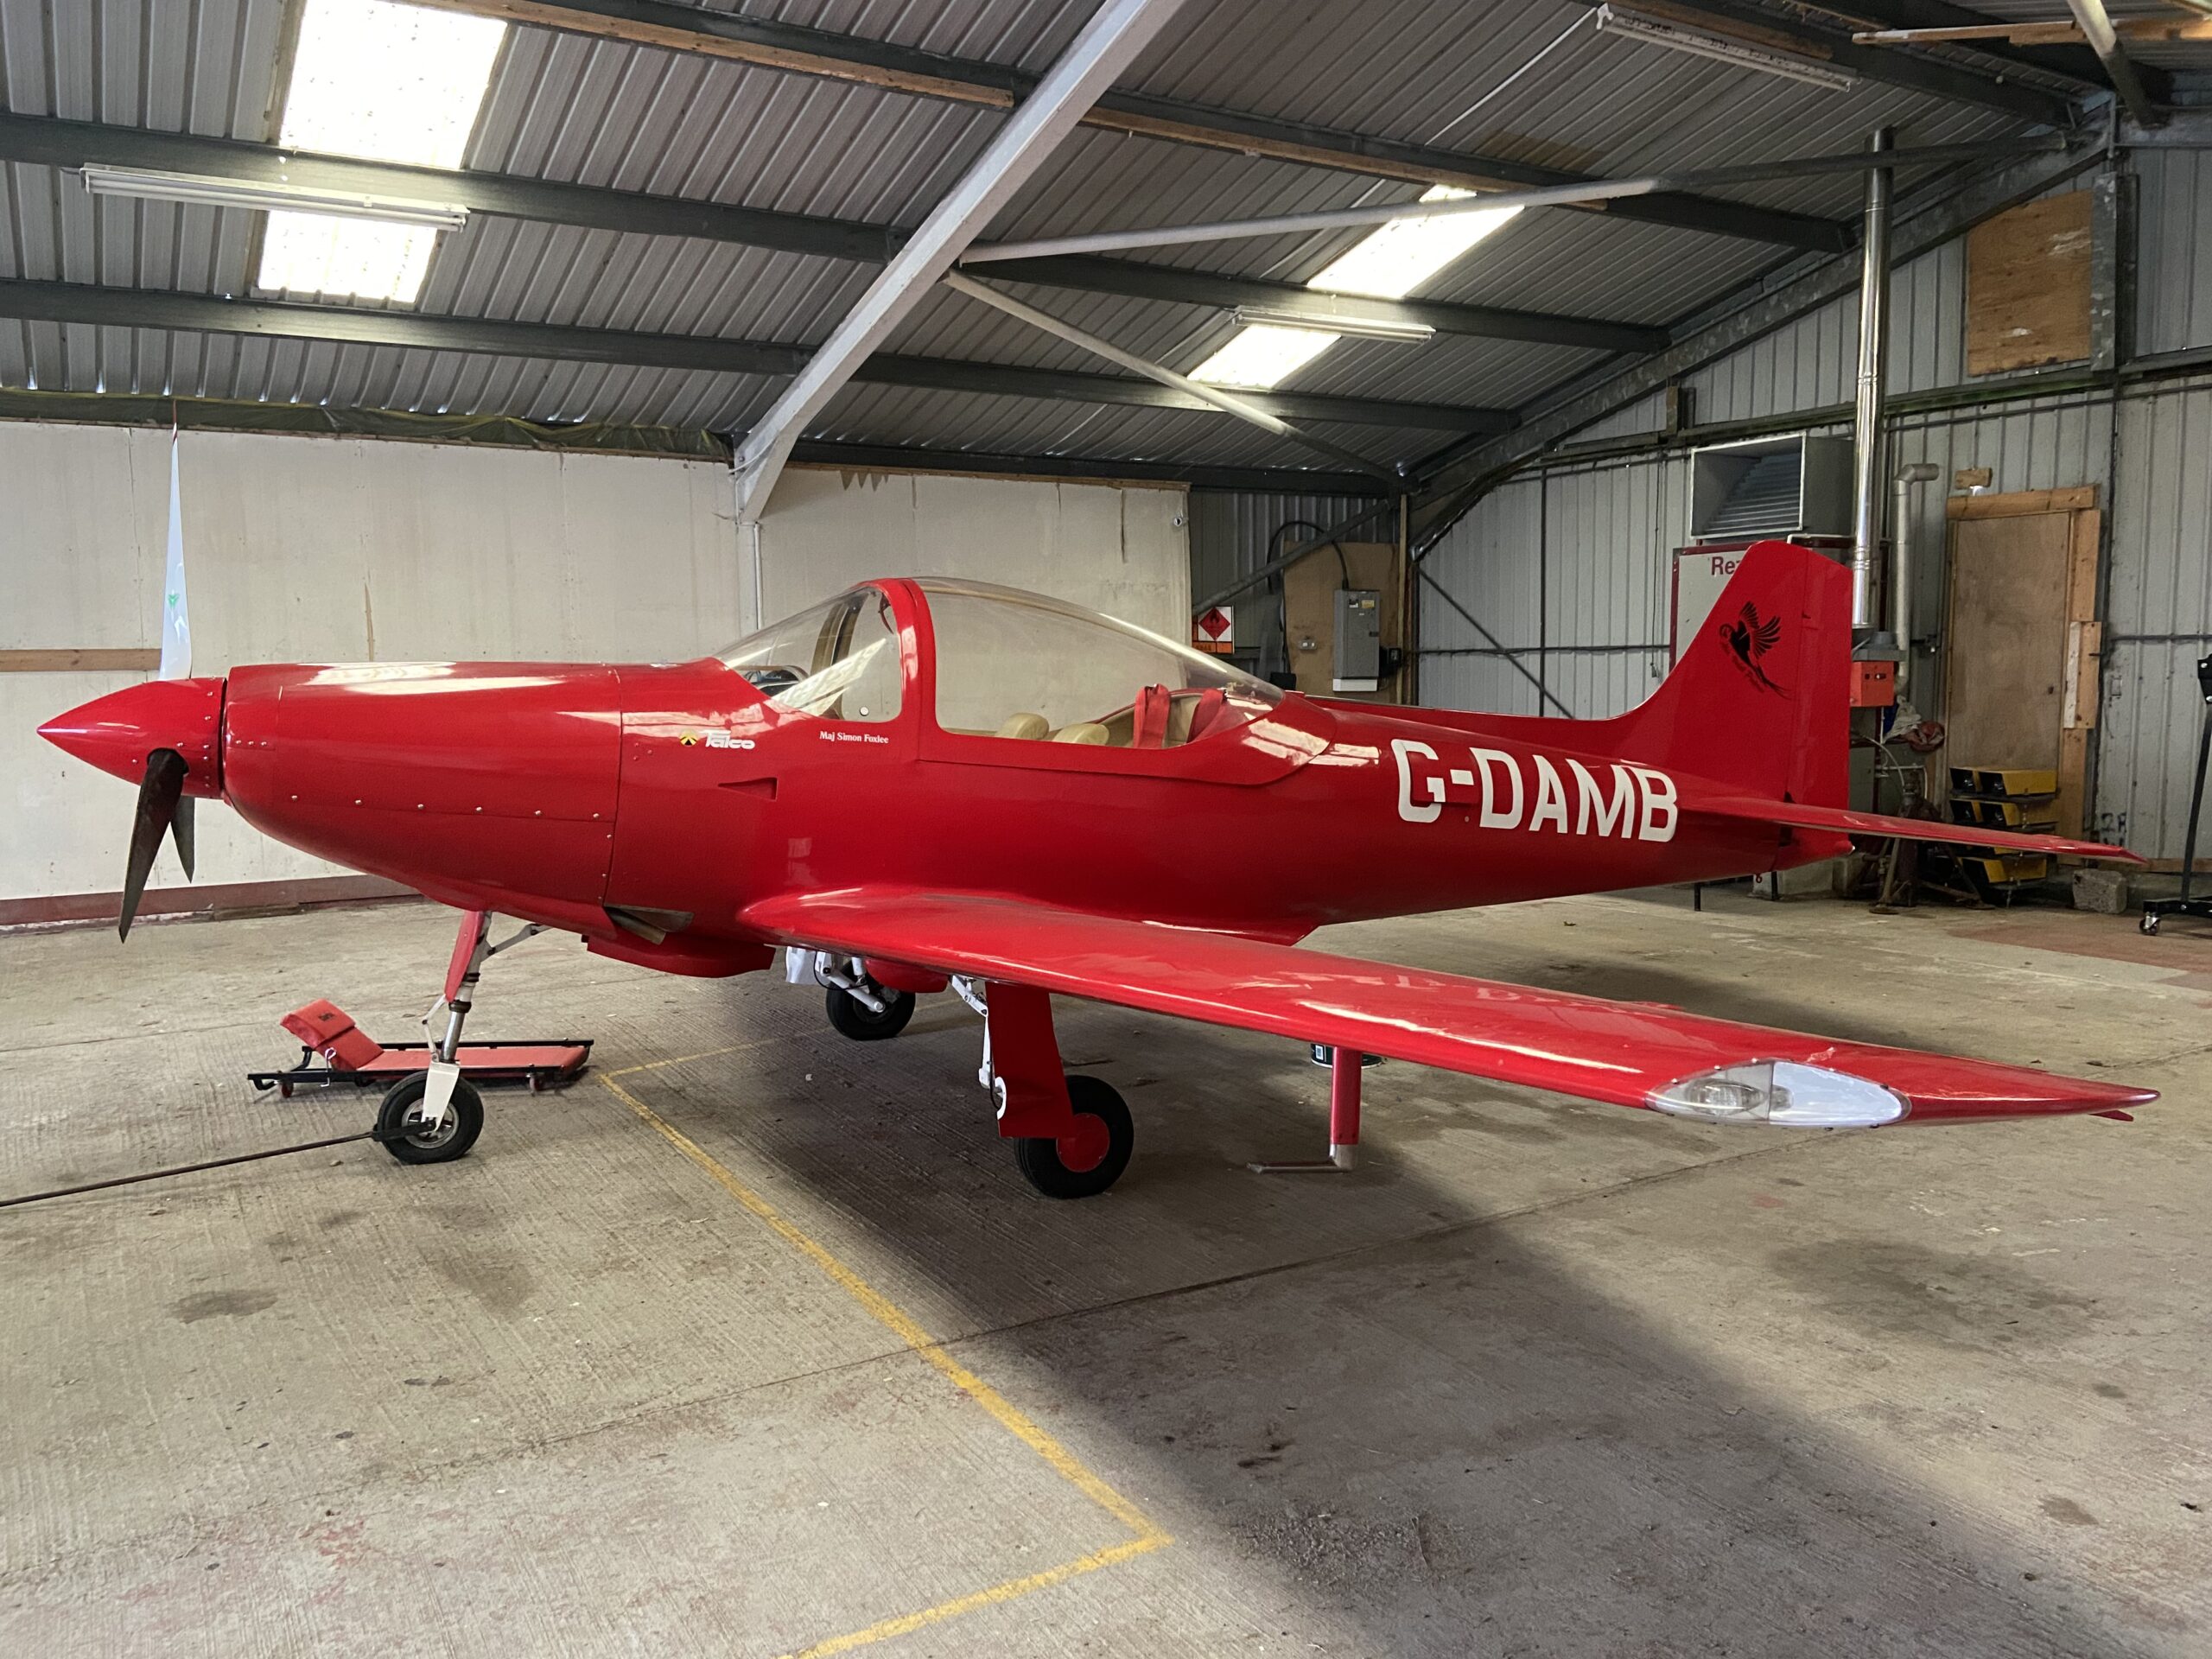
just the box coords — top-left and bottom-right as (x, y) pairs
(1966, 191), (2093, 376)
(1283, 541), (1404, 700)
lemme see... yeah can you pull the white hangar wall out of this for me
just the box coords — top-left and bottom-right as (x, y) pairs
(753, 467), (1191, 641)
(3, 423), (743, 909)
(2, 428), (1188, 910)
(1419, 149), (2212, 860)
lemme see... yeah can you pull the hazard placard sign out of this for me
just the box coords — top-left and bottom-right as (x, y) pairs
(1192, 605), (1235, 656)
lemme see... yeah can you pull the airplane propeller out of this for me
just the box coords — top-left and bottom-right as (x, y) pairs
(120, 748), (195, 941)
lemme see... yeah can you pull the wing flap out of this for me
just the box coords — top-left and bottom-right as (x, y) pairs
(1693, 794), (2142, 864)
(743, 890), (2152, 1123)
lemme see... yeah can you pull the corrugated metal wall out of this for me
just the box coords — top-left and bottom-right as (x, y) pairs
(1421, 156), (2212, 856)
(1189, 487), (1387, 656)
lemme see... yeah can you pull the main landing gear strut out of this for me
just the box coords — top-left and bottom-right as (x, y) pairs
(960, 976), (1133, 1199)
(375, 907), (545, 1165)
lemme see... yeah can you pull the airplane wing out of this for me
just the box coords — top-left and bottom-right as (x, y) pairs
(741, 890), (2152, 1125)
(1692, 795), (2142, 864)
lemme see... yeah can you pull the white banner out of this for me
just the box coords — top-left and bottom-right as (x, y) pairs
(159, 429), (191, 679)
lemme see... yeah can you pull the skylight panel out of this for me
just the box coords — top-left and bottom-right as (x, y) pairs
(255, 0), (506, 305)
(1186, 186), (1522, 388)
(1189, 323), (1339, 390)
(1306, 186), (1522, 300)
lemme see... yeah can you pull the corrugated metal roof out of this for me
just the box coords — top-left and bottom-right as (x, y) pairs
(0, 0), (2075, 472)
(1946, 2), (2212, 73)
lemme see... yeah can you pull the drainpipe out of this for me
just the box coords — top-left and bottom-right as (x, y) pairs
(1891, 463), (1940, 703)
(1851, 128), (1894, 639)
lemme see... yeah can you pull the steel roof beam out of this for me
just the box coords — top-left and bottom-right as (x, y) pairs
(0, 279), (1508, 433)
(0, 115), (1666, 356)
(788, 441), (1386, 496)
(1406, 134), (2104, 537)
(964, 137), (2060, 264)
(943, 271), (1397, 485)
(1834, 0), (2144, 91)
(2062, 0), (2164, 129)
(1559, 0), (2078, 121)
(0, 113), (894, 265)
(982, 255), (1668, 353)
(405, 0), (1850, 251)
(730, 0), (1198, 517)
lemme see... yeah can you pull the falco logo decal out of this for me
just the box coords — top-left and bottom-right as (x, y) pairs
(1718, 601), (1788, 696)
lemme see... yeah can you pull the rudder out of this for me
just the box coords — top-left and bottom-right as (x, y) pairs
(1616, 540), (1850, 807)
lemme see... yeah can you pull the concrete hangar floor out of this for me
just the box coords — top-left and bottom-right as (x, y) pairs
(1, 887), (2204, 1656)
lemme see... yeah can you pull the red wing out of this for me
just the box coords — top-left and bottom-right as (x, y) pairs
(741, 891), (2151, 1123)
(1691, 794), (2143, 863)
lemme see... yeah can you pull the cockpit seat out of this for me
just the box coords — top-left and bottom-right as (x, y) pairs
(997, 711), (1051, 741)
(1052, 721), (1110, 745)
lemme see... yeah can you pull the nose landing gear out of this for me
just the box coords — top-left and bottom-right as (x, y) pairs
(374, 907), (547, 1166)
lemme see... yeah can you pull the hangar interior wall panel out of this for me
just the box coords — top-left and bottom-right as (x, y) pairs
(2137, 149), (2212, 356)
(756, 468), (1192, 642)
(1187, 488), (1388, 654)
(1420, 166), (2212, 857)
(2, 423), (741, 902)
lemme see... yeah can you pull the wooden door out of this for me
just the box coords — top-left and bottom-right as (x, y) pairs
(1942, 487), (2104, 836)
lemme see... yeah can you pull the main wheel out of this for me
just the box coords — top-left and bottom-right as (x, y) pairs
(825, 984), (914, 1040)
(375, 1073), (485, 1166)
(1014, 1075), (1134, 1200)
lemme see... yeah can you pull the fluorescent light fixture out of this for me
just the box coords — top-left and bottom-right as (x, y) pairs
(1230, 305), (1433, 343)
(1594, 3), (1857, 92)
(255, 0), (506, 304)
(1191, 184), (1517, 387)
(80, 163), (467, 228)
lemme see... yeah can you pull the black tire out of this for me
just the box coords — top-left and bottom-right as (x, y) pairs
(1014, 1076), (1134, 1200)
(825, 984), (914, 1040)
(375, 1073), (485, 1166)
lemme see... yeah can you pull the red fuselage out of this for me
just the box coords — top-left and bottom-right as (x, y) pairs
(41, 577), (1813, 974)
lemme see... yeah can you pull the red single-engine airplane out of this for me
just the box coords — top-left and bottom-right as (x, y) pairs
(40, 540), (2154, 1196)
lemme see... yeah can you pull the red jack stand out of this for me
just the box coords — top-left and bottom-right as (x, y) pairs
(1249, 1044), (1365, 1173)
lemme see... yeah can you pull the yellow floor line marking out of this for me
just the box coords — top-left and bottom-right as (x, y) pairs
(786, 1534), (1168, 1659)
(599, 1060), (1171, 1656)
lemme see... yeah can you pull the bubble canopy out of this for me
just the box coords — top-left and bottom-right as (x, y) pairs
(718, 580), (1283, 748)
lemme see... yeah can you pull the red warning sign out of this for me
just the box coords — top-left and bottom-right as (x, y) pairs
(1193, 606), (1234, 655)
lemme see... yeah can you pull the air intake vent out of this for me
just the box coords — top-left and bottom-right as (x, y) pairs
(1689, 434), (1852, 543)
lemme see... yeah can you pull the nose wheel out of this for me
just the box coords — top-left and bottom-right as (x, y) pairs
(1014, 1075), (1133, 1200)
(376, 1072), (485, 1164)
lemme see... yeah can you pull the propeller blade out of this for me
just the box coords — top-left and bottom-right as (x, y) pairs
(120, 748), (188, 941)
(170, 792), (196, 881)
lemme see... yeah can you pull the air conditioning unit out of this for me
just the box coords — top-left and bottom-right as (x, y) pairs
(1689, 434), (1853, 543)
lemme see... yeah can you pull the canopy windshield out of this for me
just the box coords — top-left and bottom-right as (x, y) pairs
(715, 588), (901, 722)
(918, 578), (1281, 748)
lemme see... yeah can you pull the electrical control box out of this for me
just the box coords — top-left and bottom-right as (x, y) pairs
(1332, 588), (1382, 692)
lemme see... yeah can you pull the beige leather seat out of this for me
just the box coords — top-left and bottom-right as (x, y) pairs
(1052, 721), (1110, 746)
(996, 711), (1051, 741)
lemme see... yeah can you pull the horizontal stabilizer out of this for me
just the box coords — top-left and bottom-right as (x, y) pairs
(1694, 795), (2143, 865)
(741, 890), (2154, 1125)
